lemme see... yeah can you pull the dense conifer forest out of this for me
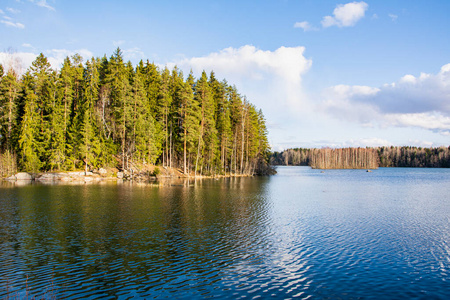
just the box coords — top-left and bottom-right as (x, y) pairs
(271, 146), (450, 169)
(0, 49), (273, 177)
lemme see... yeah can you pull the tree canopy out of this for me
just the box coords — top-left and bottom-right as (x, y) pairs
(0, 49), (272, 177)
(271, 146), (450, 169)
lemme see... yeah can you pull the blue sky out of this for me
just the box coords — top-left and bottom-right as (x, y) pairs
(1, 0), (449, 150)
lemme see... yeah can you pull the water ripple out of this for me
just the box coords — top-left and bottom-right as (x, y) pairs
(1, 170), (450, 298)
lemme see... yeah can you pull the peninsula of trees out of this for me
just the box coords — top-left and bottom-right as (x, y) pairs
(0, 49), (273, 178)
(271, 146), (450, 169)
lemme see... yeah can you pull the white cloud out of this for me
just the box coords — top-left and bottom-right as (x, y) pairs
(45, 49), (94, 69)
(374, 65), (450, 114)
(168, 45), (313, 142)
(22, 43), (33, 48)
(328, 137), (392, 148)
(354, 138), (392, 147)
(388, 14), (398, 22)
(322, 1), (368, 28)
(122, 47), (145, 61)
(294, 21), (317, 32)
(0, 49), (94, 74)
(309, 137), (443, 148)
(1, 7), (24, 29)
(385, 112), (450, 134)
(0, 51), (35, 74)
(287, 136), (440, 149)
(407, 140), (435, 147)
(172, 45), (311, 85)
(321, 84), (381, 126)
(113, 40), (125, 47)
(1, 19), (25, 29)
(28, 0), (55, 11)
(321, 63), (450, 134)
(6, 7), (21, 14)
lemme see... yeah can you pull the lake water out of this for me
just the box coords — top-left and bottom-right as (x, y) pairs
(1, 167), (450, 299)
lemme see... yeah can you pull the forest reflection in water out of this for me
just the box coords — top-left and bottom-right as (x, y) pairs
(1, 167), (450, 299)
(0, 177), (278, 299)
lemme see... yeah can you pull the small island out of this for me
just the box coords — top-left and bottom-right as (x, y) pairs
(271, 146), (450, 169)
(0, 49), (274, 180)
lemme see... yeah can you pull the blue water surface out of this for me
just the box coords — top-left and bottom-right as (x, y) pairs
(0, 167), (449, 299)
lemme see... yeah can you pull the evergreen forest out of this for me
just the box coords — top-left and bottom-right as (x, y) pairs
(272, 146), (450, 169)
(0, 49), (272, 177)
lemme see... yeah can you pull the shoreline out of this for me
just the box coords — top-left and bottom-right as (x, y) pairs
(2, 169), (255, 185)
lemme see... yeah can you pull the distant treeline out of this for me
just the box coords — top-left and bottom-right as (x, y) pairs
(0, 49), (273, 177)
(271, 146), (450, 169)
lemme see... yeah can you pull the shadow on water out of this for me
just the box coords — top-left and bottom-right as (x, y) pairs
(2, 168), (450, 299)
(0, 176), (279, 299)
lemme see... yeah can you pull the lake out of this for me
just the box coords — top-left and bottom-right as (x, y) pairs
(1, 167), (450, 299)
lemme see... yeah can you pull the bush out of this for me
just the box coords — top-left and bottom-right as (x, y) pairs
(0, 150), (17, 178)
(152, 167), (161, 176)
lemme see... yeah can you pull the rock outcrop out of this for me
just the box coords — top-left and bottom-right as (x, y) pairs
(6, 172), (34, 181)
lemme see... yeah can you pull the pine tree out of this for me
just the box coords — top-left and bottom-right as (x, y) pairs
(57, 57), (75, 153)
(210, 74), (231, 174)
(139, 60), (163, 164)
(0, 68), (20, 151)
(141, 60), (161, 117)
(18, 72), (42, 172)
(228, 86), (244, 174)
(130, 66), (158, 166)
(79, 58), (104, 172)
(20, 54), (56, 170)
(105, 48), (132, 170)
(48, 78), (66, 171)
(2, 51), (273, 176)
(257, 109), (270, 157)
(71, 54), (85, 114)
(195, 71), (218, 175)
(157, 67), (173, 167)
(245, 104), (263, 174)
(179, 77), (200, 174)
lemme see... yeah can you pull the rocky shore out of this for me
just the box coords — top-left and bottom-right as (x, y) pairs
(3, 167), (253, 184)
(4, 167), (161, 183)
(5, 170), (123, 183)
